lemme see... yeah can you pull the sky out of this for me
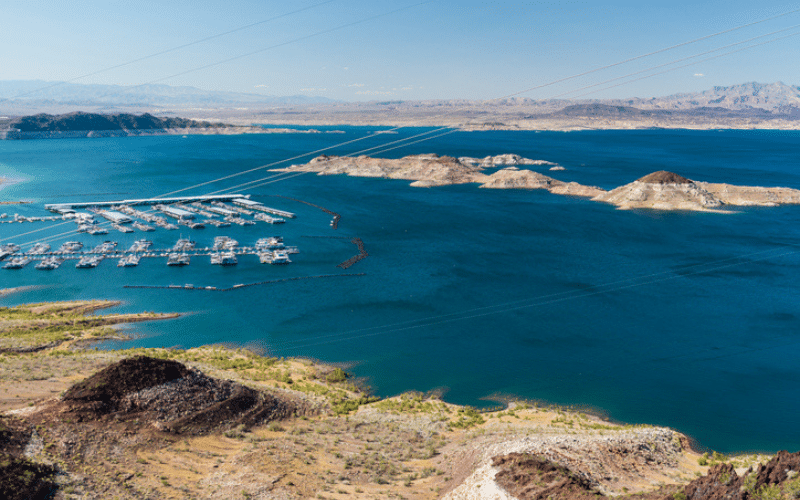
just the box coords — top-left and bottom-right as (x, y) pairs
(2, 0), (800, 101)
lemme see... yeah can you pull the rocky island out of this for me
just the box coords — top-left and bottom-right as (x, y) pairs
(277, 154), (800, 212)
(3, 294), (797, 500)
(594, 171), (800, 211)
(275, 153), (606, 196)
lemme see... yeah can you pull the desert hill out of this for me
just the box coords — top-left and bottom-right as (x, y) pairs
(7, 111), (219, 133)
(594, 170), (800, 211)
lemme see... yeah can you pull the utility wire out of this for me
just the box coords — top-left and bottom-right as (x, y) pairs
(90, 1), (435, 102)
(0, 0), (339, 104)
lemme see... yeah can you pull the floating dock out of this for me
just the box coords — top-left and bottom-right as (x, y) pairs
(45, 194), (248, 212)
(233, 198), (295, 218)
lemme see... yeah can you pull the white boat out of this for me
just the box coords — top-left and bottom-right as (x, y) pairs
(112, 223), (134, 233)
(35, 257), (64, 270)
(3, 257), (32, 269)
(27, 243), (51, 255)
(210, 251), (238, 266)
(172, 238), (195, 251)
(76, 255), (103, 268)
(259, 250), (291, 265)
(127, 239), (153, 253)
(91, 241), (118, 253)
(254, 213), (285, 224)
(213, 236), (238, 250)
(132, 221), (155, 232)
(117, 254), (141, 267)
(255, 237), (284, 251)
(59, 241), (83, 253)
(167, 253), (190, 266)
(87, 227), (109, 235)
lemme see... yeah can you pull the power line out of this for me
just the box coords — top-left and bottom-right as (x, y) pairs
(276, 249), (799, 352)
(571, 30), (800, 99)
(548, 23), (800, 100)
(261, 246), (798, 351)
(0, 0), (339, 104)
(5, 7), (800, 251)
(90, 1), (436, 103)
(497, 7), (800, 101)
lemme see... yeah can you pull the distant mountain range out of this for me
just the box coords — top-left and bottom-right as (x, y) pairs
(1, 80), (798, 112)
(1, 80), (798, 130)
(0, 80), (336, 108)
(607, 82), (800, 112)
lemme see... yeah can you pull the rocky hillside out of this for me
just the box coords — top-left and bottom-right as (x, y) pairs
(627, 81), (800, 112)
(6, 111), (220, 132)
(276, 153), (604, 196)
(593, 170), (800, 211)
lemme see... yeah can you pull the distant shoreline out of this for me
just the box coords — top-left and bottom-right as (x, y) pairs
(0, 126), (343, 140)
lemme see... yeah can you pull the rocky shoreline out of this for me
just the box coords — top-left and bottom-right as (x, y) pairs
(275, 154), (800, 212)
(1, 296), (793, 499)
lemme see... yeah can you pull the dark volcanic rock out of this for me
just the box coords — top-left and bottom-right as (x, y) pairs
(63, 356), (191, 412)
(56, 356), (303, 434)
(676, 451), (800, 500)
(637, 171), (692, 184)
(492, 453), (602, 500)
(8, 111), (218, 132)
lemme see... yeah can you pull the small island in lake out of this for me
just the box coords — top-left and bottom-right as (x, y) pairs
(276, 154), (800, 212)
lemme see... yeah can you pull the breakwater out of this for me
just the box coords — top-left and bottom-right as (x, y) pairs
(270, 195), (341, 229)
(337, 238), (368, 269)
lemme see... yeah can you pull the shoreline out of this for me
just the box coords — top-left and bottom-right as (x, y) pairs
(1, 298), (786, 499)
(0, 293), (766, 455)
(0, 126), (344, 140)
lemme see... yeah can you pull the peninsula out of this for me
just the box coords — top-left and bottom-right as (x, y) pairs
(2, 296), (794, 500)
(0, 111), (335, 139)
(276, 154), (800, 212)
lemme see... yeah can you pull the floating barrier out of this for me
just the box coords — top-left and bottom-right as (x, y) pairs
(337, 238), (368, 269)
(123, 273), (366, 291)
(270, 195), (341, 229)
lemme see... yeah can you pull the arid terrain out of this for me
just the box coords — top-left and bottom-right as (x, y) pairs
(2, 296), (797, 500)
(275, 154), (800, 212)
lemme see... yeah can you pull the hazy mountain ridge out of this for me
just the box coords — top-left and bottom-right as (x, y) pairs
(0, 80), (336, 107)
(1, 81), (799, 130)
(618, 81), (800, 111)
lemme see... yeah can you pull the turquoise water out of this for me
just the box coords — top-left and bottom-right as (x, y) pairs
(1, 129), (799, 453)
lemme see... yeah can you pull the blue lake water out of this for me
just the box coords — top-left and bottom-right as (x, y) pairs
(1, 128), (799, 453)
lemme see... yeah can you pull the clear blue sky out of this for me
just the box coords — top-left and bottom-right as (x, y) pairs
(2, 0), (799, 101)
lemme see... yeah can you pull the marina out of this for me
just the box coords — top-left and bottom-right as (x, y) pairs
(0, 235), (299, 270)
(0, 193), (307, 271)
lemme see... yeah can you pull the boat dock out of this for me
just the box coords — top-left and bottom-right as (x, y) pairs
(45, 194), (248, 212)
(0, 237), (299, 270)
